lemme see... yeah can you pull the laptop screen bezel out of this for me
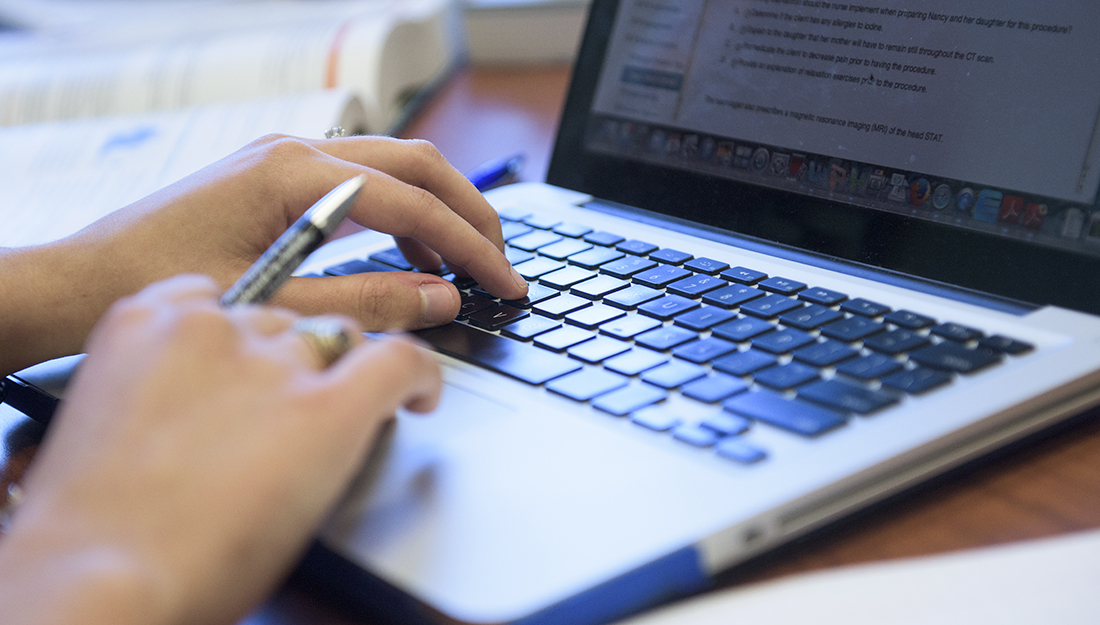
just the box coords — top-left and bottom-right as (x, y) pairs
(547, 0), (1100, 316)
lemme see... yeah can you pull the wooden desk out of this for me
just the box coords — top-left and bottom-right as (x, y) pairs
(5, 64), (1100, 625)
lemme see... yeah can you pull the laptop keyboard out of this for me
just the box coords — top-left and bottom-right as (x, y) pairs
(322, 208), (1034, 465)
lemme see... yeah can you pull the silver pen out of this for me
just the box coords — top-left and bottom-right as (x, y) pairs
(220, 174), (365, 306)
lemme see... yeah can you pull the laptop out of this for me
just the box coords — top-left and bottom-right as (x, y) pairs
(10, 1), (1100, 623)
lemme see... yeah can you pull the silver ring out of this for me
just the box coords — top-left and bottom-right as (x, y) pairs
(292, 317), (354, 367)
(324, 126), (347, 139)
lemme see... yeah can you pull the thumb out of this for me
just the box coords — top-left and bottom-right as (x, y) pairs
(274, 272), (460, 331)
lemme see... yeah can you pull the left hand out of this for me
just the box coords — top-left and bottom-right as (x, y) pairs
(0, 274), (442, 625)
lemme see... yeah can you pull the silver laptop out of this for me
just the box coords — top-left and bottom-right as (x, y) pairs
(158, 1), (1100, 623)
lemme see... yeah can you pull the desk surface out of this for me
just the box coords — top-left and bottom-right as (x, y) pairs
(4, 65), (1100, 625)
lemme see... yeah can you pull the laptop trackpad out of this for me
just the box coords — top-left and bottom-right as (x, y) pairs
(320, 380), (737, 623)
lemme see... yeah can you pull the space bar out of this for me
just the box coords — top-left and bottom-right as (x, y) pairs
(415, 322), (582, 385)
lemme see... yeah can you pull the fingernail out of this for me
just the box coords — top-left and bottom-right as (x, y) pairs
(420, 283), (457, 325)
(510, 267), (529, 293)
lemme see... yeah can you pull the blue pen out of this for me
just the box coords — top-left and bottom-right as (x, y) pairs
(465, 154), (525, 191)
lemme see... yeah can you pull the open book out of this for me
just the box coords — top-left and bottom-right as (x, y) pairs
(0, 0), (463, 134)
(0, 0), (463, 248)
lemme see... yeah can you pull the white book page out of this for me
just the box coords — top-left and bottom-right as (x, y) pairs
(621, 529), (1100, 625)
(0, 0), (455, 132)
(0, 88), (363, 247)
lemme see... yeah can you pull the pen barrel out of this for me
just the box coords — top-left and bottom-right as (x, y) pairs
(220, 223), (324, 306)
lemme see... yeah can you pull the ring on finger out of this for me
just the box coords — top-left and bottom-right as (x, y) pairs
(324, 126), (347, 139)
(292, 317), (355, 367)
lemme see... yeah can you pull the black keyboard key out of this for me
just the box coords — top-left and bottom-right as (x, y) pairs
(635, 325), (698, 351)
(672, 424), (721, 448)
(509, 230), (562, 251)
(700, 412), (752, 435)
(572, 275), (629, 300)
(533, 293), (591, 319)
(641, 361), (707, 389)
(674, 306), (737, 331)
(799, 286), (848, 306)
(683, 374), (750, 404)
(684, 257), (730, 275)
(721, 266), (767, 284)
(501, 315), (560, 340)
(534, 326), (595, 352)
(501, 221), (533, 240)
(593, 384), (667, 416)
(881, 366), (952, 394)
(538, 239), (592, 260)
(820, 316), (885, 341)
(908, 342), (1001, 373)
(711, 316), (775, 342)
(835, 353), (903, 380)
(633, 264), (692, 288)
(758, 276), (806, 295)
(566, 303), (625, 330)
(616, 239), (659, 255)
(753, 362), (820, 390)
(713, 349), (777, 376)
(650, 248), (693, 265)
(667, 274), (726, 298)
(522, 214), (560, 229)
(724, 391), (846, 437)
(568, 247), (625, 269)
(863, 328), (930, 355)
(467, 304), (529, 330)
(884, 309), (935, 329)
(584, 231), (626, 247)
(751, 328), (816, 354)
(514, 257), (565, 279)
(672, 337), (738, 364)
(631, 407), (682, 431)
(702, 284), (766, 309)
(325, 258), (396, 276)
(599, 314), (661, 340)
(368, 247), (415, 270)
(498, 207), (530, 221)
(604, 284), (664, 309)
(604, 348), (668, 376)
(740, 294), (802, 319)
(502, 283), (559, 308)
(552, 222), (593, 238)
(458, 293), (496, 318)
(840, 298), (890, 317)
(793, 339), (858, 367)
(979, 335), (1034, 355)
(638, 295), (700, 320)
(417, 322), (580, 385)
(715, 437), (767, 464)
(778, 303), (843, 330)
(567, 336), (632, 363)
(799, 380), (899, 415)
(505, 247), (536, 265)
(601, 256), (658, 279)
(931, 322), (983, 342)
(540, 266), (597, 290)
(546, 369), (628, 402)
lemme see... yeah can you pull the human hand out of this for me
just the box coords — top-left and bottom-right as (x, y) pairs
(2, 134), (525, 373)
(0, 275), (441, 625)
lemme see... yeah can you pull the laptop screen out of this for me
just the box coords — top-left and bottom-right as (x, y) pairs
(549, 0), (1100, 315)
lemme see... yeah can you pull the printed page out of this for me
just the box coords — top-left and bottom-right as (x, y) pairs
(0, 89), (362, 247)
(0, 0), (455, 132)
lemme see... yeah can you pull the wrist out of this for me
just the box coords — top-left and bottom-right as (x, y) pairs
(0, 236), (127, 375)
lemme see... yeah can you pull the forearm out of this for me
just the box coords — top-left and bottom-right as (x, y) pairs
(0, 237), (130, 376)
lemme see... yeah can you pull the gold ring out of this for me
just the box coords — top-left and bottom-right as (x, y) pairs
(292, 317), (354, 367)
(324, 126), (347, 139)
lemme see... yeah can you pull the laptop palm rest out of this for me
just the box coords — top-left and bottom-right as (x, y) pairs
(319, 374), (743, 624)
